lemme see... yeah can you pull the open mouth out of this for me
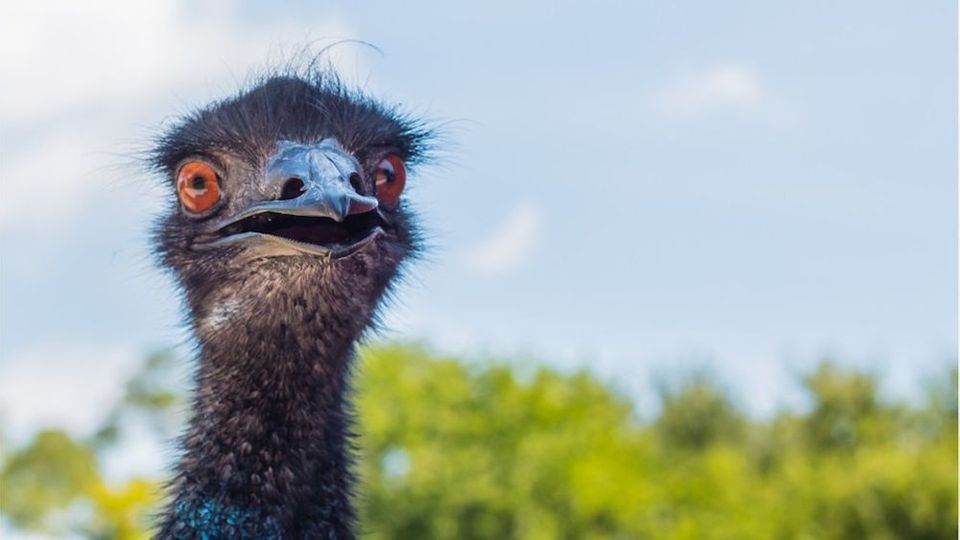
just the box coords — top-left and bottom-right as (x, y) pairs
(202, 210), (384, 256)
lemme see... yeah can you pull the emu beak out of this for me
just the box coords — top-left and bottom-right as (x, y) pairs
(198, 138), (384, 258)
(225, 139), (377, 223)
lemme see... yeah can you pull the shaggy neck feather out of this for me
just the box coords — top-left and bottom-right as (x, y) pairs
(157, 299), (364, 539)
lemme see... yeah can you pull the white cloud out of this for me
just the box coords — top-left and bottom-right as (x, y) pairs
(463, 202), (543, 275)
(649, 65), (766, 117)
(0, 121), (123, 231)
(0, 1), (356, 124)
(0, 344), (141, 442)
(0, 0), (358, 232)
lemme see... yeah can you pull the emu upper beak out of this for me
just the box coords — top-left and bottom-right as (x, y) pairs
(198, 138), (384, 258)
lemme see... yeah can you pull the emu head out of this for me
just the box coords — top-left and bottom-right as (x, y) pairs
(151, 74), (430, 338)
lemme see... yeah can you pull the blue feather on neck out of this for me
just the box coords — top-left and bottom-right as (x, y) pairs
(173, 498), (281, 539)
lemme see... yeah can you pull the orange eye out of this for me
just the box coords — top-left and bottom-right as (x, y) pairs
(176, 161), (221, 213)
(374, 154), (406, 207)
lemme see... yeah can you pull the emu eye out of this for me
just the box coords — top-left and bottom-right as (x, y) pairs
(177, 161), (221, 214)
(374, 154), (406, 207)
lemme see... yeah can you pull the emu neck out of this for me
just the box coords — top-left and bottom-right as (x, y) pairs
(158, 304), (361, 539)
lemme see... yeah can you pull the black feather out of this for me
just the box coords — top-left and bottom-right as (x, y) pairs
(150, 64), (434, 539)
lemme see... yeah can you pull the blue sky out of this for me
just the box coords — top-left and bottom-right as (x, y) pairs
(0, 1), (956, 444)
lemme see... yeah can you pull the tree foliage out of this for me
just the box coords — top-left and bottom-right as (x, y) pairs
(1, 345), (956, 539)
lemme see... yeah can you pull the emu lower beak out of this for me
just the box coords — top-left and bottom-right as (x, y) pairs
(198, 139), (383, 258)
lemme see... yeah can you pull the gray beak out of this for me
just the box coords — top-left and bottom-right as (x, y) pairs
(213, 138), (378, 230)
(200, 138), (383, 258)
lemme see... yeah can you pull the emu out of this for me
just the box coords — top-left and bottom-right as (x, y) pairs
(150, 70), (431, 539)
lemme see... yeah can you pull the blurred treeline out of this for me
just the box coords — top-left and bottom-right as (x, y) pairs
(1, 344), (956, 539)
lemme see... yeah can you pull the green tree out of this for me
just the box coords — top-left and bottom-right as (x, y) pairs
(655, 374), (745, 450)
(1, 430), (99, 530)
(0, 345), (956, 539)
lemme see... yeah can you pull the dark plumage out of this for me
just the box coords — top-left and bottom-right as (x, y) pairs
(150, 70), (431, 539)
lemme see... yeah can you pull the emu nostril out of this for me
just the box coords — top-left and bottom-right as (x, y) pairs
(348, 173), (364, 195)
(279, 178), (305, 200)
